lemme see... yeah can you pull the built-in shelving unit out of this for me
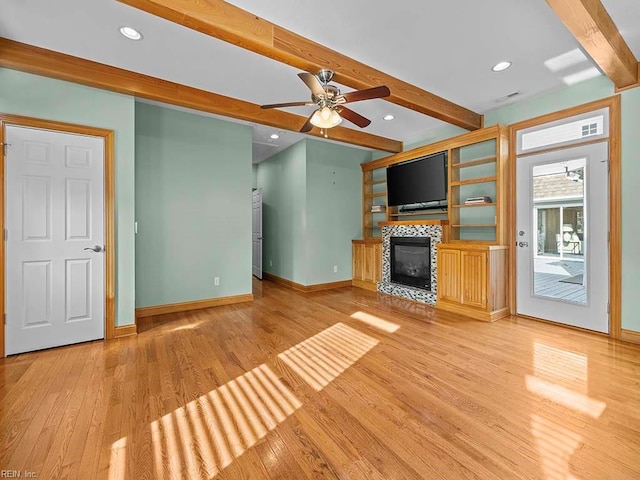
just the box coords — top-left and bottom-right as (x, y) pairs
(360, 125), (508, 244)
(357, 125), (510, 318)
(448, 126), (508, 244)
(362, 168), (389, 238)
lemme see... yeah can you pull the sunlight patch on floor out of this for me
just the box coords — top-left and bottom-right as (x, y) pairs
(278, 322), (379, 391)
(108, 437), (127, 480)
(144, 364), (301, 480)
(112, 322), (379, 479)
(350, 311), (400, 333)
(531, 413), (583, 480)
(534, 342), (587, 384)
(529, 341), (604, 480)
(526, 375), (606, 418)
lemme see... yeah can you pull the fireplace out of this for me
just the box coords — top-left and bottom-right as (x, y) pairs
(390, 237), (431, 290)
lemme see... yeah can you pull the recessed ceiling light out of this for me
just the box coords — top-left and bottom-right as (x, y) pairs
(270, 133), (279, 139)
(383, 114), (395, 121)
(492, 61), (512, 72)
(119, 26), (143, 41)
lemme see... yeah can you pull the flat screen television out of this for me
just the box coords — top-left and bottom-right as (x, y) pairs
(386, 152), (448, 207)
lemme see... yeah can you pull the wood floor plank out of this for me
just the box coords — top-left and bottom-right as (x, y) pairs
(1, 278), (639, 479)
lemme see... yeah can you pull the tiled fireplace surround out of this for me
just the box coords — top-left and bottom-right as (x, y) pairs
(377, 224), (443, 305)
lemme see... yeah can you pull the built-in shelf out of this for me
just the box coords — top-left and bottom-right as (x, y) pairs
(390, 210), (448, 217)
(450, 156), (496, 169)
(380, 220), (449, 227)
(361, 125), (507, 243)
(452, 224), (497, 228)
(450, 176), (497, 187)
(451, 203), (496, 208)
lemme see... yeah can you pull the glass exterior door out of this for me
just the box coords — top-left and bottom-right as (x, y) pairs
(516, 143), (608, 333)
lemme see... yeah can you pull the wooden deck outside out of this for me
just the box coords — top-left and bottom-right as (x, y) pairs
(534, 258), (587, 303)
(534, 272), (587, 303)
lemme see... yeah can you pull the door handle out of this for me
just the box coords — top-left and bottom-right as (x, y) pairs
(257, 237), (263, 240)
(84, 245), (104, 253)
(518, 242), (529, 248)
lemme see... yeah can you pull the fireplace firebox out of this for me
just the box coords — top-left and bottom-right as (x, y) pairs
(390, 236), (431, 290)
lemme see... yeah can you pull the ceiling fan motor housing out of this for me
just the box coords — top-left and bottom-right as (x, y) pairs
(317, 68), (335, 84)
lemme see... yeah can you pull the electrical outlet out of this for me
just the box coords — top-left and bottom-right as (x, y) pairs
(333, 265), (338, 273)
(214, 277), (220, 286)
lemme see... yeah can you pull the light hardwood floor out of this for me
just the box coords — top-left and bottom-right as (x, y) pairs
(1, 279), (639, 479)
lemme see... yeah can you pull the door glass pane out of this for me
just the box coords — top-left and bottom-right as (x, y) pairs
(532, 159), (586, 304)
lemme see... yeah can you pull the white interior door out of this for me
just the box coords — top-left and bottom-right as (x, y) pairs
(252, 188), (263, 279)
(5, 125), (105, 355)
(516, 142), (608, 333)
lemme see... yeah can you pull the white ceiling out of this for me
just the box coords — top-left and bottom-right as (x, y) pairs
(601, 0), (640, 58)
(1, 0), (637, 162)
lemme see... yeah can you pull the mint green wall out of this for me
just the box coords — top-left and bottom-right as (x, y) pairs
(306, 139), (370, 284)
(256, 140), (307, 283)
(620, 87), (640, 332)
(135, 103), (252, 307)
(0, 68), (136, 327)
(403, 75), (640, 333)
(256, 139), (369, 285)
(483, 76), (614, 127)
(405, 125), (469, 151)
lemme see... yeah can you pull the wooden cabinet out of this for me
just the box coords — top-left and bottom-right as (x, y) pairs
(437, 248), (460, 302)
(352, 238), (382, 291)
(358, 126), (510, 321)
(436, 244), (509, 321)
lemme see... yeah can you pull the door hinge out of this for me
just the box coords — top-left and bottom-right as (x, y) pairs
(0, 142), (11, 156)
(3, 229), (6, 242)
(607, 302), (610, 314)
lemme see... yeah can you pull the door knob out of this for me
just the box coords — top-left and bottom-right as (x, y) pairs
(84, 245), (104, 253)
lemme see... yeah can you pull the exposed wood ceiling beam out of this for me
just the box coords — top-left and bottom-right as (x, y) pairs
(547, 0), (639, 89)
(0, 38), (402, 153)
(116, 0), (483, 131)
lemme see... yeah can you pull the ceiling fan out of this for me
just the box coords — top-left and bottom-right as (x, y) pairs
(260, 69), (391, 135)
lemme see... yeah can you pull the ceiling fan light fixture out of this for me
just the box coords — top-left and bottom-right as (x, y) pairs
(310, 107), (342, 129)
